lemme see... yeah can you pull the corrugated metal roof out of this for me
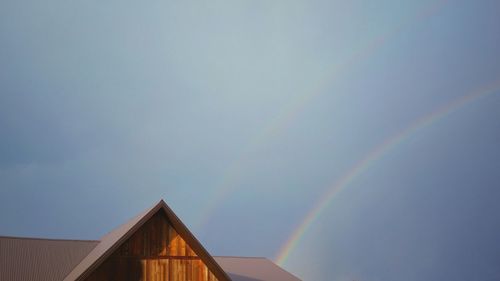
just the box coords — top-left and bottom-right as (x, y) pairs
(0, 236), (98, 281)
(214, 257), (302, 281)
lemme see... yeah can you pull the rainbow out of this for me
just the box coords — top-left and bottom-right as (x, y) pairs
(194, 0), (450, 230)
(275, 79), (500, 266)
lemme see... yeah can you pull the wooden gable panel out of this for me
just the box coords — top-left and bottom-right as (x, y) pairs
(84, 212), (219, 281)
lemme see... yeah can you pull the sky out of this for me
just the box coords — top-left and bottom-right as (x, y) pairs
(1, 0), (500, 280)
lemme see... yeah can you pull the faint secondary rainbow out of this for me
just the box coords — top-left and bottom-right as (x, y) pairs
(275, 79), (500, 266)
(195, 0), (450, 230)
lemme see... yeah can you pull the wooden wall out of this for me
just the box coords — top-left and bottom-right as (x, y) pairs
(84, 212), (219, 281)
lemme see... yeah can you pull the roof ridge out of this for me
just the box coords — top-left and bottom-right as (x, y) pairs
(99, 200), (163, 237)
(97, 199), (165, 239)
(0, 235), (100, 243)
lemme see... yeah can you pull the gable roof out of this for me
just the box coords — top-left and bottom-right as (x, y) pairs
(0, 200), (302, 281)
(63, 199), (231, 281)
(0, 236), (98, 281)
(0, 236), (303, 281)
(214, 257), (301, 281)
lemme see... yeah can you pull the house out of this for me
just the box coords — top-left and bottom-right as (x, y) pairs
(0, 200), (301, 281)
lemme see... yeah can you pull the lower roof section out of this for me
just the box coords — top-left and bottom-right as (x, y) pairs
(214, 257), (301, 281)
(0, 236), (99, 281)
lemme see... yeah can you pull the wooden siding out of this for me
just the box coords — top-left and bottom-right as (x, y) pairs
(84, 212), (219, 281)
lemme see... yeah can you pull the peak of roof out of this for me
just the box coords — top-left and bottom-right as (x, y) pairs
(63, 199), (231, 281)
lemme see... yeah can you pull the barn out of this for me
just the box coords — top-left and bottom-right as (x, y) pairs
(0, 200), (300, 281)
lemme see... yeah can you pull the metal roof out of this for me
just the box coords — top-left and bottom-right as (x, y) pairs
(0, 236), (98, 281)
(214, 257), (302, 281)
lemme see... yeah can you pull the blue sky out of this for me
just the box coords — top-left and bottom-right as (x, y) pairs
(1, 1), (500, 280)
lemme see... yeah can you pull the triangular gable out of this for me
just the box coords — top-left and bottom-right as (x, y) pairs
(63, 200), (231, 281)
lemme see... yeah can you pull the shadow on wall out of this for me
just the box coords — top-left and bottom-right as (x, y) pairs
(85, 257), (143, 281)
(130, 258), (143, 281)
